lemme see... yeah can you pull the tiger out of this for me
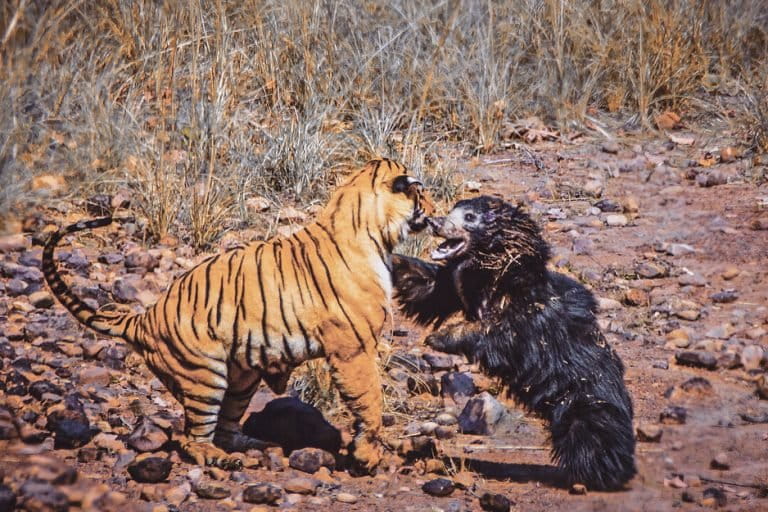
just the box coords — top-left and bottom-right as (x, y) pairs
(42, 158), (434, 472)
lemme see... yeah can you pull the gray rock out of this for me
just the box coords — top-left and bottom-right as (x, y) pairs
(288, 447), (335, 474)
(19, 481), (67, 512)
(124, 251), (158, 272)
(572, 237), (594, 255)
(601, 140), (620, 154)
(458, 392), (507, 435)
(593, 199), (622, 212)
(98, 252), (124, 265)
(6, 279), (28, 296)
(710, 452), (730, 470)
(423, 353), (455, 371)
(605, 214), (628, 227)
(702, 487), (727, 507)
(0, 234), (29, 253)
(127, 457), (172, 483)
(0, 484), (16, 512)
(243, 483), (282, 505)
(440, 372), (476, 401)
(127, 416), (169, 452)
(422, 478), (455, 497)
(193, 481), (231, 499)
(480, 492), (512, 512)
(636, 262), (667, 278)
(710, 290), (738, 304)
(660, 406), (687, 425)
(678, 273), (707, 287)
(675, 351), (717, 370)
(741, 345), (765, 371)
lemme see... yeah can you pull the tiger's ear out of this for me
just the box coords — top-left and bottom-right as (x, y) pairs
(392, 175), (422, 194)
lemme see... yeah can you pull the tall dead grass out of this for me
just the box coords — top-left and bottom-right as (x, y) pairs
(1, 0), (766, 242)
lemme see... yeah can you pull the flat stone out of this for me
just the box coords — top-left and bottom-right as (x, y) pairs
(636, 262), (667, 278)
(288, 447), (335, 474)
(666, 329), (690, 348)
(721, 266), (740, 280)
(741, 345), (765, 371)
(422, 478), (455, 497)
(702, 487), (727, 507)
(127, 457), (172, 483)
(29, 291), (54, 309)
(78, 366), (111, 387)
(623, 288), (647, 306)
(479, 492), (512, 511)
(636, 424), (663, 442)
(594, 199), (622, 212)
(193, 481), (230, 500)
(675, 309), (701, 321)
(0, 234), (29, 253)
(423, 352), (455, 371)
(435, 413), (457, 426)
(710, 452), (730, 470)
(678, 273), (707, 287)
(243, 483), (282, 505)
(597, 297), (622, 311)
(675, 351), (717, 370)
(335, 492), (358, 504)
(601, 140), (620, 154)
(284, 477), (319, 495)
(710, 290), (738, 303)
(660, 406), (687, 425)
(164, 483), (191, 507)
(124, 251), (158, 272)
(605, 214), (628, 227)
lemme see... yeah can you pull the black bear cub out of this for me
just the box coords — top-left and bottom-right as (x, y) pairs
(392, 195), (636, 491)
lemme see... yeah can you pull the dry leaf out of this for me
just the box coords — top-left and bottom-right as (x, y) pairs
(667, 132), (695, 146)
(719, 146), (738, 162)
(655, 110), (681, 130)
(698, 152), (716, 167)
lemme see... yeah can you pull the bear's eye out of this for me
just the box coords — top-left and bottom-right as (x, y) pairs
(464, 212), (477, 223)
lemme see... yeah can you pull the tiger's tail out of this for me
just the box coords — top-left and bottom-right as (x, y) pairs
(43, 217), (140, 345)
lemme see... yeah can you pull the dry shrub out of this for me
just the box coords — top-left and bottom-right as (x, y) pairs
(1, 0), (767, 238)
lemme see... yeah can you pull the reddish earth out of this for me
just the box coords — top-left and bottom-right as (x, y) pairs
(1, 127), (767, 511)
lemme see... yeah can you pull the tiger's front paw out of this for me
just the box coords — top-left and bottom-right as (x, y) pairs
(347, 436), (382, 477)
(182, 439), (243, 470)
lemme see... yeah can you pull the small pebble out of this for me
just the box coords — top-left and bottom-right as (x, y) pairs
(335, 492), (358, 504)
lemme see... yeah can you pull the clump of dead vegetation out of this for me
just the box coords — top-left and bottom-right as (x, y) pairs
(1, 0), (766, 244)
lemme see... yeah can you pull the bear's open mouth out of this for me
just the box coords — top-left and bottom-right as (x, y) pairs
(431, 238), (466, 261)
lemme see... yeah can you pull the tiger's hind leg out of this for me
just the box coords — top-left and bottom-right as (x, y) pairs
(328, 347), (383, 475)
(213, 366), (266, 453)
(173, 364), (243, 469)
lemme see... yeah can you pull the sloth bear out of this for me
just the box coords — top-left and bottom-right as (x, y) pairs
(392, 195), (636, 491)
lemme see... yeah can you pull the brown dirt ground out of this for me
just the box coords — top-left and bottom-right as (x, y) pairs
(1, 129), (767, 511)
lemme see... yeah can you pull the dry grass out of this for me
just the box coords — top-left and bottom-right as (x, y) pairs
(1, 0), (766, 243)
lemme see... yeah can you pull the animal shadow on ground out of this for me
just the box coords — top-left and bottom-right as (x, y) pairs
(242, 396), (342, 455)
(444, 457), (568, 489)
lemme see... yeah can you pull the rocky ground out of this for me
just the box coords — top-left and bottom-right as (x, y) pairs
(1, 123), (767, 511)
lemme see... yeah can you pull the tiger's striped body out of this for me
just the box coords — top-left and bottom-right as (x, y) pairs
(43, 159), (433, 471)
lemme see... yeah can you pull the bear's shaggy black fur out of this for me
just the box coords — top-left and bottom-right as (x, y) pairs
(392, 196), (636, 491)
